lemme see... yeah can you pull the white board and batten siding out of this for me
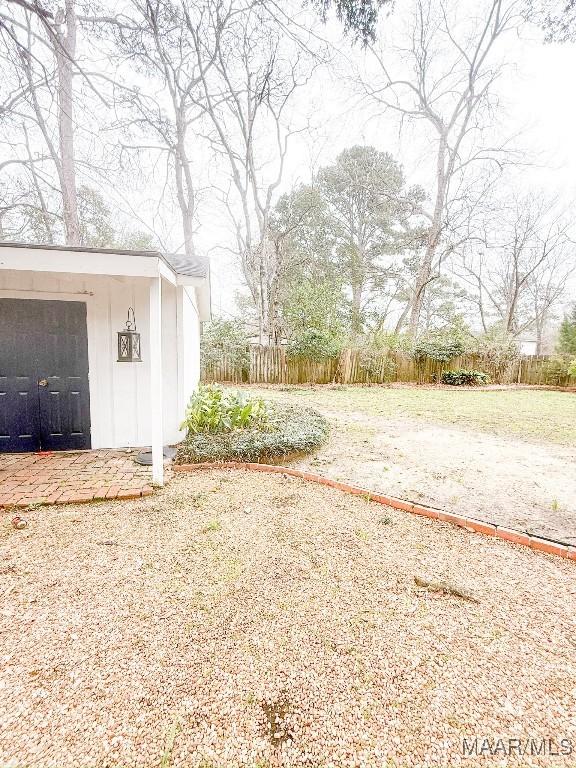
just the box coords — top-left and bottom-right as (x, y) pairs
(519, 340), (538, 357)
(0, 269), (200, 449)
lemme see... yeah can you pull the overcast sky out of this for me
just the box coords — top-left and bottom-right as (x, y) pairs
(200, 7), (576, 318)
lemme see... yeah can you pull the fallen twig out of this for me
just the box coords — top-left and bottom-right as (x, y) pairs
(414, 575), (480, 604)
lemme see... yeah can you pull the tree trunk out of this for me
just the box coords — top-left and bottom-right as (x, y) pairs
(55, 0), (80, 245)
(535, 309), (547, 355)
(23, 125), (54, 243)
(257, 294), (266, 345)
(351, 283), (363, 341)
(174, 149), (196, 260)
(173, 105), (196, 261)
(409, 137), (447, 333)
(409, 256), (427, 334)
(394, 301), (411, 334)
(504, 296), (517, 334)
(535, 325), (542, 355)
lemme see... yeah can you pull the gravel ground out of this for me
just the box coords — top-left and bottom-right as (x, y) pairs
(1, 470), (575, 768)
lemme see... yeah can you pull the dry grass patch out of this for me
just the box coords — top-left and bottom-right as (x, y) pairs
(244, 386), (576, 542)
(1, 470), (575, 767)
(250, 385), (576, 445)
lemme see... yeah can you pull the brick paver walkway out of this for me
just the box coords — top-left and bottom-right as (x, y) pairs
(0, 450), (157, 508)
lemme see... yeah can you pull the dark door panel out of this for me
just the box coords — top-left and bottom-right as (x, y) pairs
(0, 384), (7, 439)
(0, 376), (41, 453)
(0, 298), (91, 452)
(38, 375), (91, 451)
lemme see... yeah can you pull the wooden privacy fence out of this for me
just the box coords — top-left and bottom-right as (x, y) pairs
(202, 347), (576, 387)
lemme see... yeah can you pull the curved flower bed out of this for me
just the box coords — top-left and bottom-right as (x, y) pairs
(176, 403), (329, 464)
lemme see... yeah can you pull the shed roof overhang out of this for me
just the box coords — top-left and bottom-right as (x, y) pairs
(0, 242), (211, 320)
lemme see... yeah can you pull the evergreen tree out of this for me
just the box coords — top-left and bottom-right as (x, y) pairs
(557, 305), (576, 355)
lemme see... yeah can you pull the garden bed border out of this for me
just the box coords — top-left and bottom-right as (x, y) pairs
(174, 461), (576, 562)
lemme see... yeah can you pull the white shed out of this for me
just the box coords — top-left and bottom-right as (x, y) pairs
(518, 339), (537, 357)
(0, 242), (210, 485)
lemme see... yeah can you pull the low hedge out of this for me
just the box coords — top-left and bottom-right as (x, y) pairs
(176, 403), (329, 464)
(441, 369), (491, 386)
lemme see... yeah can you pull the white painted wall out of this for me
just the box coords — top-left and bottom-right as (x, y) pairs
(0, 269), (201, 449)
(161, 279), (178, 444)
(520, 340), (537, 356)
(181, 286), (201, 411)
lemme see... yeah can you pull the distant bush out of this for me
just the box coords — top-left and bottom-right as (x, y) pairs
(539, 358), (573, 386)
(201, 319), (250, 375)
(441, 369), (491, 386)
(475, 326), (519, 369)
(413, 332), (466, 363)
(357, 347), (397, 382)
(361, 330), (413, 354)
(569, 359), (576, 378)
(557, 306), (576, 356)
(177, 402), (329, 464)
(287, 329), (342, 360)
(181, 385), (268, 435)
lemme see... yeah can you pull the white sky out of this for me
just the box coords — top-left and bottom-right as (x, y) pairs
(55, 0), (573, 321)
(5, 0), (576, 321)
(203, 10), (576, 318)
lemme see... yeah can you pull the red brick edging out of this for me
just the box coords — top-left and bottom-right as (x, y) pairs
(174, 461), (576, 562)
(0, 486), (154, 509)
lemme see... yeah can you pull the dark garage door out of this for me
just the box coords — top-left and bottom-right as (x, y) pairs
(0, 299), (91, 452)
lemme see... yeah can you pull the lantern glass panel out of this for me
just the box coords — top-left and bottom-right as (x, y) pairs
(117, 330), (142, 362)
(132, 333), (141, 360)
(120, 334), (129, 358)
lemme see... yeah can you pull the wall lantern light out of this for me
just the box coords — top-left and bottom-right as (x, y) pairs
(117, 307), (142, 362)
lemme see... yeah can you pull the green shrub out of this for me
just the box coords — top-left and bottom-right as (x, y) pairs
(412, 331), (466, 363)
(357, 348), (397, 382)
(569, 359), (576, 378)
(177, 403), (329, 464)
(287, 329), (342, 360)
(441, 369), (491, 386)
(475, 326), (519, 369)
(540, 358), (572, 385)
(181, 385), (268, 435)
(557, 306), (576, 356)
(361, 330), (413, 354)
(201, 319), (250, 376)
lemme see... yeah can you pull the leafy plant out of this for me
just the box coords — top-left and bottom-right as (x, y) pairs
(557, 306), (576, 356)
(287, 328), (342, 360)
(201, 319), (250, 376)
(357, 347), (397, 382)
(475, 325), (520, 368)
(361, 330), (413, 354)
(181, 385), (268, 435)
(281, 278), (346, 343)
(569, 359), (576, 378)
(540, 358), (572, 385)
(411, 325), (475, 364)
(177, 403), (329, 464)
(441, 369), (491, 386)
(413, 333), (465, 363)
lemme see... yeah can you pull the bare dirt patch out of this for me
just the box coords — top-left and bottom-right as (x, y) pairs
(248, 387), (576, 543)
(1, 470), (575, 767)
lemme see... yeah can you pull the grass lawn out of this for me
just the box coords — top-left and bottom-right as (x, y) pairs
(2, 470), (575, 767)
(251, 386), (576, 445)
